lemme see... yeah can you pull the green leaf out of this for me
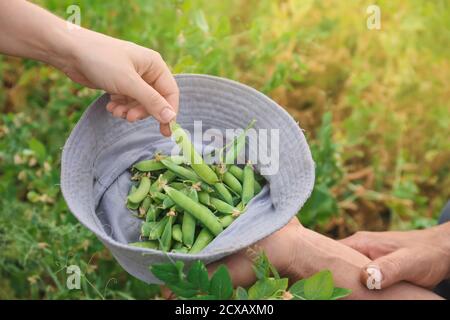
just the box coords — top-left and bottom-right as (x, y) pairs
(252, 251), (271, 280)
(330, 287), (352, 300)
(235, 287), (248, 300)
(248, 278), (288, 300)
(167, 282), (198, 299)
(303, 270), (334, 300)
(150, 261), (184, 285)
(28, 137), (46, 162)
(288, 279), (306, 300)
(209, 265), (233, 299)
(187, 260), (210, 293)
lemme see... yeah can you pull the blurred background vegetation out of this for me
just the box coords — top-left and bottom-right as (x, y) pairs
(0, 0), (449, 299)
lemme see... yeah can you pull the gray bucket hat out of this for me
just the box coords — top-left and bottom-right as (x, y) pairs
(61, 74), (315, 283)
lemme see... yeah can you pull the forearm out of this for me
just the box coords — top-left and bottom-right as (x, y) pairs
(0, 0), (74, 68)
(292, 227), (443, 300)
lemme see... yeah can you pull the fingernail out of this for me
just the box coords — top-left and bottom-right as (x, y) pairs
(362, 265), (383, 290)
(159, 107), (176, 123)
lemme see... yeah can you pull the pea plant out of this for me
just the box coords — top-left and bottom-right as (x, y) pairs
(150, 251), (351, 300)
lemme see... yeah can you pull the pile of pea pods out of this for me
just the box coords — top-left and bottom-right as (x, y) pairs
(127, 121), (265, 254)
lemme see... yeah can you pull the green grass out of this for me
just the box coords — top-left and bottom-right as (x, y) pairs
(1, 0), (449, 299)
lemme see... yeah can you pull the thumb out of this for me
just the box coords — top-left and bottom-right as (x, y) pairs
(123, 73), (177, 124)
(360, 248), (415, 290)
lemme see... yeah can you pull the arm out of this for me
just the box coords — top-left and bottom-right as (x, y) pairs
(207, 218), (443, 300)
(341, 222), (450, 290)
(0, 0), (178, 136)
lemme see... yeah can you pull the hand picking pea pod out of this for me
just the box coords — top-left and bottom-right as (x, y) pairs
(124, 121), (267, 254)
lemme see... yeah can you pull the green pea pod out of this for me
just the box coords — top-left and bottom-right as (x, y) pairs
(181, 212), (195, 248)
(172, 224), (182, 242)
(171, 247), (189, 254)
(148, 216), (169, 240)
(219, 215), (236, 228)
(150, 171), (176, 193)
(160, 158), (200, 182)
(138, 196), (152, 217)
(222, 171), (243, 194)
(164, 186), (223, 236)
(228, 165), (262, 193)
(162, 196), (175, 209)
(213, 182), (233, 205)
(198, 191), (211, 206)
(151, 191), (167, 202)
(242, 162), (255, 205)
(133, 159), (166, 172)
(169, 182), (186, 190)
(223, 120), (255, 164)
(210, 197), (240, 215)
(170, 122), (219, 185)
(181, 188), (199, 248)
(126, 185), (140, 210)
(228, 165), (244, 181)
(189, 228), (214, 254)
(141, 222), (158, 237)
(145, 204), (161, 222)
(128, 241), (158, 249)
(159, 216), (174, 252)
(128, 176), (151, 203)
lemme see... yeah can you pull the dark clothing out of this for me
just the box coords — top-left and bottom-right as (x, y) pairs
(434, 201), (450, 299)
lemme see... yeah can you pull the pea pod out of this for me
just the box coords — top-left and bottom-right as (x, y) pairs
(172, 224), (182, 242)
(164, 186), (223, 236)
(133, 159), (166, 172)
(189, 228), (213, 254)
(172, 247), (189, 254)
(126, 185), (140, 210)
(169, 182), (186, 190)
(228, 165), (262, 194)
(219, 215), (236, 228)
(159, 216), (174, 252)
(214, 182), (233, 205)
(242, 162), (255, 205)
(160, 158), (200, 182)
(148, 216), (169, 240)
(222, 171), (243, 194)
(182, 189), (199, 248)
(128, 241), (158, 249)
(198, 191), (211, 206)
(210, 197), (240, 215)
(170, 121), (219, 185)
(145, 204), (161, 222)
(141, 222), (157, 237)
(138, 196), (152, 217)
(150, 171), (176, 193)
(127, 176), (151, 204)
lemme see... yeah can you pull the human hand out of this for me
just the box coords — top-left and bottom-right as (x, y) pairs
(340, 222), (450, 290)
(57, 29), (179, 136)
(206, 218), (304, 287)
